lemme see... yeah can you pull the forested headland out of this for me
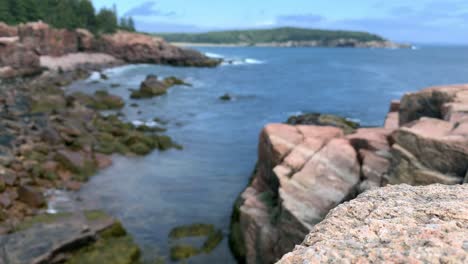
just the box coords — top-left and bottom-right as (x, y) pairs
(0, 0), (135, 33)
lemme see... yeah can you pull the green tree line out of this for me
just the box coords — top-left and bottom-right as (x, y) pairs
(0, 0), (135, 33)
(159, 27), (385, 44)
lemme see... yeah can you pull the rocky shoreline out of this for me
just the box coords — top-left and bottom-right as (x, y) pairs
(173, 40), (411, 49)
(0, 21), (220, 79)
(230, 85), (468, 263)
(0, 21), (221, 263)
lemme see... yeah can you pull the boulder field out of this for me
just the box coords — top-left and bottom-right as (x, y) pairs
(0, 21), (220, 79)
(0, 69), (180, 233)
(231, 84), (468, 264)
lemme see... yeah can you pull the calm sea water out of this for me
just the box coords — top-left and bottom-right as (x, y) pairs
(67, 46), (468, 263)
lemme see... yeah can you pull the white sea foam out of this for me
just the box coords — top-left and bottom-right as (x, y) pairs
(132, 120), (145, 127)
(346, 117), (361, 124)
(87, 71), (101, 82)
(245, 58), (265, 64)
(132, 120), (160, 127)
(145, 121), (159, 127)
(45, 189), (75, 214)
(287, 111), (304, 117)
(103, 64), (142, 76)
(205, 52), (224, 59)
(222, 57), (266, 66)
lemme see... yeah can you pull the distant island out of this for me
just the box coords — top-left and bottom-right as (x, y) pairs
(158, 27), (410, 48)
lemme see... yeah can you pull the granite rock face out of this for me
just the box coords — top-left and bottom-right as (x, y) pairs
(277, 184), (468, 264)
(0, 22), (219, 79)
(232, 85), (468, 264)
(18, 21), (79, 56)
(232, 124), (362, 263)
(0, 37), (41, 79)
(387, 85), (468, 185)
(0, 22), (18, 37)
(94, 30), (220, 67)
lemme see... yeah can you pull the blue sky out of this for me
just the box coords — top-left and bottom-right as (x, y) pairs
(92, 0), (468, 44)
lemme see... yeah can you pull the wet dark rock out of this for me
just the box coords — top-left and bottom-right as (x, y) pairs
(129, 142), (152, 155)
(163, 76), (191, 87)
(153, 117), (169, 125)
(219, 93), (232, 101)
(131, 75), (189, 99)
(287, 112), (359, 134)
(69, 91), (125, 110)
(99, 72), (108, 80)
(55, 149), (97, 181)
(136, 125), (166, 133)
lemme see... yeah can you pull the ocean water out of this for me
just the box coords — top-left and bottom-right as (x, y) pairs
(66, 46), (468, 263)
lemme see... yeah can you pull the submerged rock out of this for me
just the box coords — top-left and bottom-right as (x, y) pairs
(277, 184), (468, 264)
(169, 223), (224, 261)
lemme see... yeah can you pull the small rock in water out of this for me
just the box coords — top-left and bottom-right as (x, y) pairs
(100, 72), (108, 80)
(153, 117), (169, 125)
(219, 93), (232, 101)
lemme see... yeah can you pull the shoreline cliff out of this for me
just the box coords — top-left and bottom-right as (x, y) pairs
(230, 84), (468, 263)
(0, 21), (220, 80)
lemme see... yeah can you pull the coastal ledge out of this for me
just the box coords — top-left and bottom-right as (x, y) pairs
(277, 184), (468, 264)
(230, 84), (468, 264)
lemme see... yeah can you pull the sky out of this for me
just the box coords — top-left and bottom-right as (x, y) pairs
(92, 0), (468, 44)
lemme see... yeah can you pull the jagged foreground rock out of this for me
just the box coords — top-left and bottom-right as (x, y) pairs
(231, 85), (468, 264)
(277, 184), (468, 264)
(230, 124), (392, 263)
(388, 85), (468, 185)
